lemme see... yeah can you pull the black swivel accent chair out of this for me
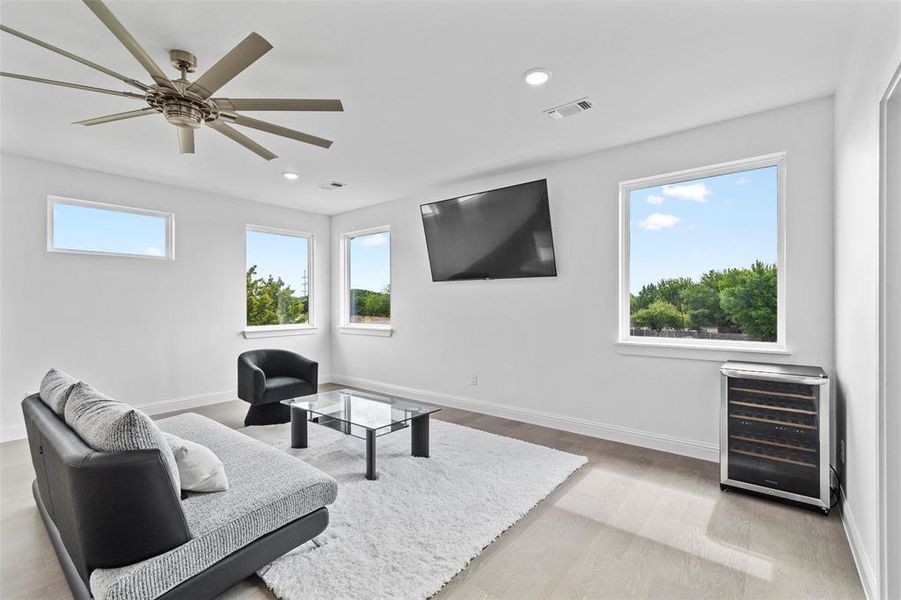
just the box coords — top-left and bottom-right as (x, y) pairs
(237, 350), (318, 426)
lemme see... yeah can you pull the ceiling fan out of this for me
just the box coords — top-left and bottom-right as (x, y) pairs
(0, 0), (342, 160)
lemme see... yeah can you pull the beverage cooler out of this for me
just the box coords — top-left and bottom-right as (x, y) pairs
(720, 361), (831, 514)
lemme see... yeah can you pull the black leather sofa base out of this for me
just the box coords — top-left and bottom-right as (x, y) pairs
(34, 480), (329, 599)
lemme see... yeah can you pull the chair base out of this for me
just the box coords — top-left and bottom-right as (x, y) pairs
(244, 402), (291, 427)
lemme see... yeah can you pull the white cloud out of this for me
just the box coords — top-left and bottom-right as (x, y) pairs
(662, 182), (711, 202)
(638, 213), (681, 230)
(646, 194), (664, 205)
(145, 246), (164, 256)
(356, 232), (389, 247)
(736, 176), (750, 185)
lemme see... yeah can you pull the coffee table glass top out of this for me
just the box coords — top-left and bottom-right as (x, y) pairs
(282, 389), (440, 438)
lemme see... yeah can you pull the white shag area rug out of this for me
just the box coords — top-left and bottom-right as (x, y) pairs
(239, 417), (586, 600)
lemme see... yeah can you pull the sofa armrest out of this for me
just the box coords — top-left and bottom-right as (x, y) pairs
(66, 450), (193, 569)
(237, 356), (266, 404)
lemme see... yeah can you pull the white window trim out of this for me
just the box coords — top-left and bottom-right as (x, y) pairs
(339, 225), (392, 335)
(47, 195), (174, 260)
(243, 224), (316, 337)
(617, 152), (787, 356)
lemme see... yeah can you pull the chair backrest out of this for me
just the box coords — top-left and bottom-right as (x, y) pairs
(239, 348), (301, 376)
(22, 395), (192, 583)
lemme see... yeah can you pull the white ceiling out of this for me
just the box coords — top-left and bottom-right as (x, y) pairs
(0, 1), (863, 215)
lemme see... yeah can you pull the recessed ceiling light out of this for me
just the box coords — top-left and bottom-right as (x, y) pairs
(524, 68), (551, 86)
(283, 171), (299, 180)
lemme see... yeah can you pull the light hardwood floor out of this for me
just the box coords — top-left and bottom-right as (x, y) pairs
(0, 385), (863, 599)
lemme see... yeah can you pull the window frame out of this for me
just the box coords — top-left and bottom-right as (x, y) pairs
(244, 224), (316, 337)
(339, 225), (392, 336)
(617, 152), (787, 354)
(47, 195), (174, 260)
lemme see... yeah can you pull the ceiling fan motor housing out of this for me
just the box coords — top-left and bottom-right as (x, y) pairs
(163, 98), (205, 129)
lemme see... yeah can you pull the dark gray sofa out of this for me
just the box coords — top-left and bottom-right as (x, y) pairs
(23, 393), (337, 600)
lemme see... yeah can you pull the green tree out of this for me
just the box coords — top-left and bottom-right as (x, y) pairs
(633, 278), (694, 313)
(632, 300), (687, 331)
(246, 265), (308, 326)
(719, 261), (777, 341)
(350, 286), (391, 318)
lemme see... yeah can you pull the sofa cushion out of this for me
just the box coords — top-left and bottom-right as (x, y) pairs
(262, 376), (315, 403)
(39, 368), (79, 415)
(64, 382), (180, 494)
(89, 412), (338, 600)
(164, 432), (229, 493)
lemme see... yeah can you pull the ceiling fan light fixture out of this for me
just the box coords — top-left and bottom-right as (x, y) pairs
(523, 68), (551, 86)
(163, 99), (205, 129)
(282, 171), (299, 180)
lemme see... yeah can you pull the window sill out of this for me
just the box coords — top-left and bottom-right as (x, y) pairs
(338, 325), (393, 337)
(616, 338), (790, 362)
(243, 325), (317, 339)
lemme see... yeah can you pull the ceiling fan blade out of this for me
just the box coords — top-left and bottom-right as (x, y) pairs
(74, 107), (157, 125)
(82, 0), (175, 90)
(0, 71), (146, 99)
(208, 120), (276, 160)
(213, 98), (343, 112)
(187, 33), (272, 100)
(0, 24), (149, 92)
(177, 127), (195, 154)
(225, 113), (333, 149)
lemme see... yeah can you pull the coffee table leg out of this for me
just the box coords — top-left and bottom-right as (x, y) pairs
(411, 414), (430, 458)
(366, 430), (377, 480)
(290, 405), (308, 449)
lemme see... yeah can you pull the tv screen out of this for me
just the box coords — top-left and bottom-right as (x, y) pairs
(420, 179), (557, 282)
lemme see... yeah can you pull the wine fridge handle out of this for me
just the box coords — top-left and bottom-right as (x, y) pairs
(720, 369), (828, 386)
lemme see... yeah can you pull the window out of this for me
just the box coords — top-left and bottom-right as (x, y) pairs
(48, 196), (173, 259)
(341, 227), (391, 330)
(619, 154), (784, 349)
(245, 226), (313, 329)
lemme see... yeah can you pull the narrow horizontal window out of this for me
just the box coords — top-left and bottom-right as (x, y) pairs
(620, 154), (784, 349)
(246, 226), (313, 328)
(48, 197), (173, 259)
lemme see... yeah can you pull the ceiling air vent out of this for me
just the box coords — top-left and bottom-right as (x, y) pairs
(544, 97), (592, 120)
(318, 181), (347, 191)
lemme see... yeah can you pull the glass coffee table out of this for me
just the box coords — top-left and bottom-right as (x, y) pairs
(281, 389), (441, 480)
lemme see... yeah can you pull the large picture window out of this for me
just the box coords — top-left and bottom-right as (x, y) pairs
(342, 227), (391, 329)
(620, 154), (784, 348)
(48, 196), (173, 259)
(245, 226), (312, 329)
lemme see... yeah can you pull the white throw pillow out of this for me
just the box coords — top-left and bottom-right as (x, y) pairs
(164, 433), (229, 493)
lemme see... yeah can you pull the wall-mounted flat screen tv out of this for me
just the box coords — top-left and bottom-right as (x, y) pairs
(420, 179), (557, 282)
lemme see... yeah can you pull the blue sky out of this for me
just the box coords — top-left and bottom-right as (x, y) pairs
(629, 165), (777, 293)
(350, 232), (391, 292)
(246, 230), (309, 294)
(53, 203), (167, 256)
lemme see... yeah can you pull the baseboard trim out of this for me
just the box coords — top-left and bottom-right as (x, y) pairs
(326, 374), (718, 462)
(0, 424), (27, 443)
(0, 390), (238, 443)
(839, 487), (878, 599)
(140, 389), (238, 416)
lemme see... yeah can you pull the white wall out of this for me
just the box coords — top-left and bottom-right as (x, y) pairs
(833, 4), (901, 598)
(329, 97), (835, 461)
(0, 153), (331, 439)
(883, 85), (900, 600)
